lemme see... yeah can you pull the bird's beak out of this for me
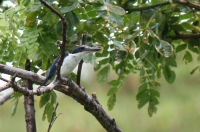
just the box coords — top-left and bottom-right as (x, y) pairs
(85, 47), (102, 52)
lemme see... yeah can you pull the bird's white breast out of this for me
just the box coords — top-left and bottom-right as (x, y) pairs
(60, 53), (88, 77)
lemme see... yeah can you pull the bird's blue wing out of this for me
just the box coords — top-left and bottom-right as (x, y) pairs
(40, 52), (69, 86)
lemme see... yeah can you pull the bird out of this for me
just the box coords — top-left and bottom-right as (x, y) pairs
(39, 45), (101, 86)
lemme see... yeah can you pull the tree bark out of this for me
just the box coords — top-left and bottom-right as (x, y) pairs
(24, 60), (37, 132)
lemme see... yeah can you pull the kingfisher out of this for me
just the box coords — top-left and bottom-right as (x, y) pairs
(40, 45), (101, 86)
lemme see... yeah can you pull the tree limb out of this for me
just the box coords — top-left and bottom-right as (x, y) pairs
(0, 64), (123, 132)
(168, 33), (200, 40)
(39, 0), (67, 80)
(76, 34), (87, 87)
(0, 89), (13, 105)
(127, 0), (200, 12)
(24, 60), (37, 132)
(174, 0), (200, 11)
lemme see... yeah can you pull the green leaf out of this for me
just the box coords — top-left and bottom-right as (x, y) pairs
(166, 57), (177, 67)
(163, 66), (176, 84)
(183, 51), (193, 64)
(138, 95), (150, 109)
(148, 101), (157, 117)
(138, 83), (148, 93)
(98, 11), (123, 27)
(176, 44), (187, 53)
(39, 93), (50, 108)
(61, 2), (79, 13)
(11, 99), (19, 117)
(107, 94), (116, 110)
(107, 87), (118, 96)
(50, 90), (57, 104)
(136, 90), (148, 101)
(46, 102), (54, 122)
(109, 80), (120, 87)
(188, 44), (199, 54)
(150, 96), (159, 105)
(181, 22), (200, 33)
(149, 89), (160, 97)
(94, 31), (108, 44)
(97, 65), (110, 83)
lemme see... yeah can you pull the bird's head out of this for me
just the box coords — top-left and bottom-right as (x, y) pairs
(72, 45), (101, 55)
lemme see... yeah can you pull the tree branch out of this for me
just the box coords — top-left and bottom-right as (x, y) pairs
(168, 33), (200, 40)
(127, 0), (200, 12)
(76, 34), (87, 87)
(24, 60), (36, 132)
(0, 64), (44, 84)
(0, 89), (13, 105)
(0, 63), (122, 132)
(174, 0), (200, 11)
(39, 0), (67, 80)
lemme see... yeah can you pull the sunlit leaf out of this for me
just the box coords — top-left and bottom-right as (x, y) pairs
(155, 40), (173, 57)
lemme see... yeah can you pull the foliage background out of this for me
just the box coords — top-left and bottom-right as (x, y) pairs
(1, 0), (200, 131)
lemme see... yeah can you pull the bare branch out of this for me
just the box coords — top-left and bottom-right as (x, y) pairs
(168, 33), (200, 40)
(0, 77), (9, 82)
(47, 102), (60, 132)
(0, 82), (12, 92)
(77, 34), (87, 86)
(0, 74), (17, 92)
(24, 60), (36, 132)
(0, 64), (44, 84)
(39, 0), (67, 80)
(0, 89), (13, 105)
(127, 0), (200, 13)
(63, 79), (123, 132)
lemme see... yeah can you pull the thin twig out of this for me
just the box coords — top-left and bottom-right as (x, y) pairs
(39, 0), (67, 80)
(168, 33), (200, 40)
(174, 0), (200, 11)
(47, 102), (60, 132)
(76, 34), (87, 86)
(0, 74), (17, 92)
(0, 77), (9, 82)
